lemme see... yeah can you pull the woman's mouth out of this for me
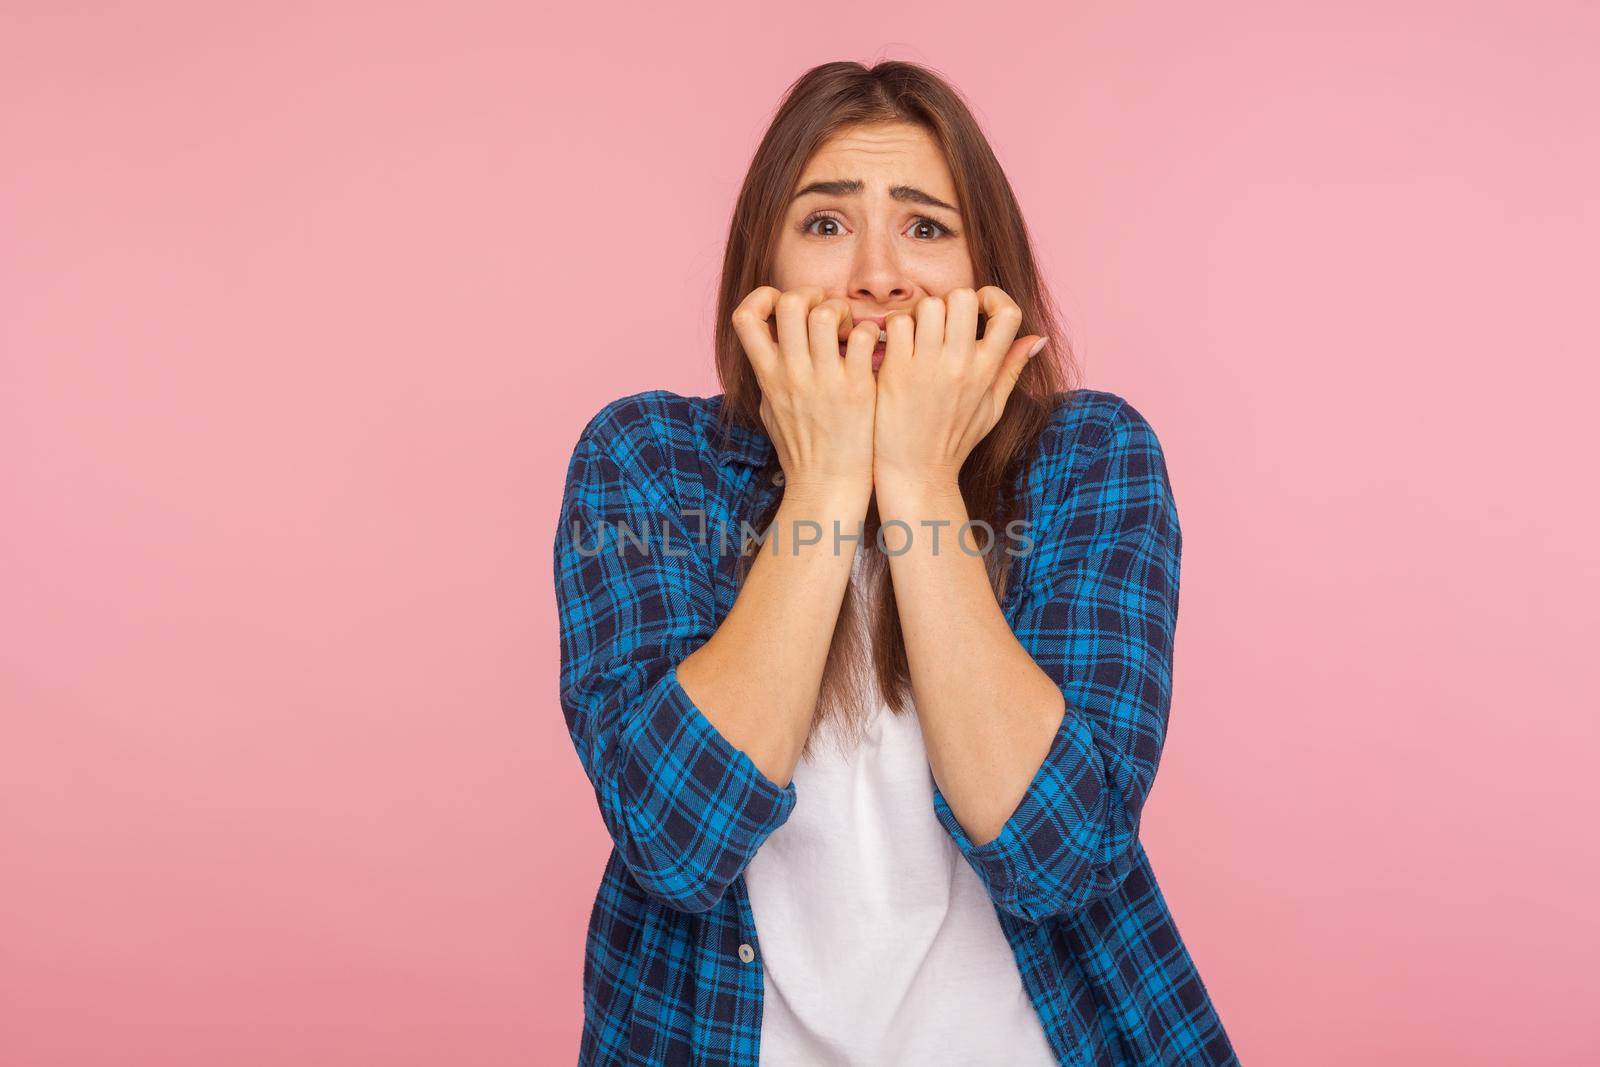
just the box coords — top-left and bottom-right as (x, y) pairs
(839, 328), (890, 371)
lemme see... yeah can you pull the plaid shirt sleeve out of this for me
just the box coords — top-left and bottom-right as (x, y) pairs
(554, 394), (798, 913)
(931, 396), (1183, 924)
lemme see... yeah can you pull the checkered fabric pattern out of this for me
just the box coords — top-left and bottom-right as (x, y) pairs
(553, 386), (1238, 1066)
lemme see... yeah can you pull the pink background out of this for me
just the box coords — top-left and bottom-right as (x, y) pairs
(3, 2), (1596, 1064)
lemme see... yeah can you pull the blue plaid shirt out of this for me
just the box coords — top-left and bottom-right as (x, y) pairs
(554, 386), (1239, 1066)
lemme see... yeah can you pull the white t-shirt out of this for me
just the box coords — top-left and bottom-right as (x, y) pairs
(743, 548), (1060, 1067)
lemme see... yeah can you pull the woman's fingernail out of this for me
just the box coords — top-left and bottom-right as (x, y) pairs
(1027, 337), (1048, 358)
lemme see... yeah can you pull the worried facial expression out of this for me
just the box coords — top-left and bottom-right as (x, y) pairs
(770, 121), (977, 372)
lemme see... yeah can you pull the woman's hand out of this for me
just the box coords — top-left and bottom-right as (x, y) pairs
(731, 285), (878, 504)
(872, 286), (1045, 494)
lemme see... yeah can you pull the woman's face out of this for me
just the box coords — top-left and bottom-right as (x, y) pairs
(770, 121), (975, 324)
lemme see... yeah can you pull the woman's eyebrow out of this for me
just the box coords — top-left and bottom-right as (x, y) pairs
(791, 178), (960, 214)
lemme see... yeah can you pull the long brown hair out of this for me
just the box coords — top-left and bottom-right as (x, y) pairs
(713, 60), (1081, 759)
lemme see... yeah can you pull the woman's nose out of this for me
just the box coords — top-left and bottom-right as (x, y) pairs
(850, 230), (909, 300)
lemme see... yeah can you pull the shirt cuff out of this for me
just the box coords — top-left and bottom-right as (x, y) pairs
(930, 707), (1109, 922)
(610, 659), (799, 910)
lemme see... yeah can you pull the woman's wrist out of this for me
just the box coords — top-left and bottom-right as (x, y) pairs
(871, 467), (964, 527)
(779, 472), (872, 512)
(770, 479), (872, 558)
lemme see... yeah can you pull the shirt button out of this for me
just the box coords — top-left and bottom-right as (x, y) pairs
(737, 943), (756, 963)
(770, 469), (785, 487)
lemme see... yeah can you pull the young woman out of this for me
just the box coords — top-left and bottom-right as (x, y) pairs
(554, 60), (1238, 1067)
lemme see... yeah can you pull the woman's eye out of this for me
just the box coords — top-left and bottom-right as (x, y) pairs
(802, 213), (844, 237)
(799, 212), (954, 239)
